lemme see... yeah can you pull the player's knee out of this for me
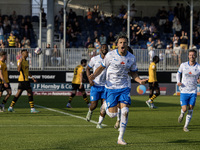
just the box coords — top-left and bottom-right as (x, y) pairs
(121, 107), (129, 117)
(106, 110), (117, 118)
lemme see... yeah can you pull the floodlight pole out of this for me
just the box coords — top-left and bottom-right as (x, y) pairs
(39, 0), (43, 48)
(127, 0), (130, 46)
(190, 0), (193, 49)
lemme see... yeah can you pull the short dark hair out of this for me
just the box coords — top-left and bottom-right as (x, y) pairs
(189, 49), (197, 55)
(81, 59), (87, 64)
(21, 49), (28, 53)
(0, 51), (7, 56)
(115, 33), (128, 44)
(153, 55), (159, 62)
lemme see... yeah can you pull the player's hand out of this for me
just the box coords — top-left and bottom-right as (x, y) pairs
(177, 82), (182, 86)
(89, 74), (95, 81)
(152, 82), (155, 87)
(79, 84), (83, 89)
(89, 80), (94, 86)
(33, 78), (37, 83)
(139, 79), (148, 85)
(4, 83), (8, 88)
(197, 79), (200, 83)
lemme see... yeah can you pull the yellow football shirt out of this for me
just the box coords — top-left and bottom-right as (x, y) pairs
(148, 62), (157, 82)
(72, 65), (84, 84)
(17, 59), (29, 81)
(0, 60), (9, 83)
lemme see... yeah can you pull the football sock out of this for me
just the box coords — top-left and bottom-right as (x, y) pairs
(118, 107), (129, 140)
(98, 116), (104, 124)
(184, 110), (193, 128)
(28, 95), (34, 108)
(68, 93), (75, 103)
(2, 93), (11, 104)
(83, 93), (89, 104)
(100, 102), (106, 117)
(181, 109), (185, 117)
(117, 107), (121, 121)
(10, 96), (19, 107)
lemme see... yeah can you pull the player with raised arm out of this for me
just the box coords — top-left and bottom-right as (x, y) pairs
(8, 49), (39, 113)
(0, 51), (12, 112)
(177, 49), (200, 132)
(86, 44), (108, 128)
(89, 34), (147, 145)
(146, 55), (160, 109)
(66, 59), (90, 108)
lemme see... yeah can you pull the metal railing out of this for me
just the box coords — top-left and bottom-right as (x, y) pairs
(1, 48), (197, 72)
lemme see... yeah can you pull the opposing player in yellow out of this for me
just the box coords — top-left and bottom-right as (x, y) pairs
(146, 55), (160, 109)
(66, 59), (90, 108)
(8, 49), (39, 113)
(0, 51), (12, 112)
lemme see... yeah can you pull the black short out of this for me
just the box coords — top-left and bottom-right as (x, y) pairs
(0, 83), (11, 92)
(149, 82), (159, 90)
(72, 83), (85, 92)
(18, 81), (32, 91)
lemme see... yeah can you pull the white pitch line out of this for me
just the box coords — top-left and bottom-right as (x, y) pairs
(0, 125), (95, 127)
(35, 104), (107, 127)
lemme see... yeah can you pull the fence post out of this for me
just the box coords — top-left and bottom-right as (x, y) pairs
(163, 52), (166, 71)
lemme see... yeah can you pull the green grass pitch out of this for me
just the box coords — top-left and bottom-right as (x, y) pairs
(0, 95), (200, 150)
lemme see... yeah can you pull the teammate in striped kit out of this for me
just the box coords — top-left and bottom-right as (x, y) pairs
(177, 49), (200, 132)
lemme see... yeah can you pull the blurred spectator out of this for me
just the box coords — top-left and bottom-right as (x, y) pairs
(174, 3), (180, 19)
(159, 6), (168, 26)
(193, 31), (200, 46)
(111, 42), (117, 50)
(92, 5), (100, 20)
(20, 18), (25, 30)
(99, 33), (106, 45)
(21, 36), (30, 48)
(11, 11), (18, 21)
(22, 25), (31, 39)
(149, 47), (155, 62)
(7, 31), (16, 48)
(68, 9), (77, 21)
(168, 7), (174, 23)
(59, 22), (64, 39)
(149, 23), (156, 35)
(165, 45), (173, 65)
(92, 30), (99, 43)
(85, 37), (92, 48)
(172, 33), (179, 48)
(141, 22), (149, 40)
(25, 18), (33, 29)
(45, 44), (52, 66)
(16, 51), (21, 61)
(164, 20), (172, 33)
(107, 32), (115, 46)
(173, 42), (181, 66)
(51, 44), (61, 66)
(155, 39), (164, 49)
(94, 38), (101, 54)
(130, 4), (137, 20)
(73, 21), (81, 36)
(0, 22), (4, 42)
(11, 20), (19, 35)
(173, 18), (182, 36)
(88, 43), (95, 58)
(172, 16), (179, 34)
(42, 8), (47, 27)
(179, 3), (185, 23)
(100, 11), (106, 22)
(26, 41), (31, 48)
(118, 5), (126, 18)
(119, 26), (127, 36)
(15, 37), (21, 48)
(130, 32), (138, 45)
(147, 37), (154, 50)
(180, 31), (188, 50)
(87, 8), (92, 21)
(3, 16), (11, 34)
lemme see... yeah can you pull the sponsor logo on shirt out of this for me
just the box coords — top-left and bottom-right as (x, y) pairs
(121, 61), (125, 65)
